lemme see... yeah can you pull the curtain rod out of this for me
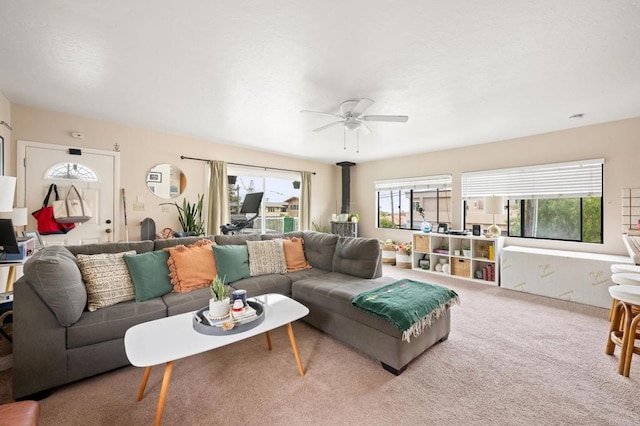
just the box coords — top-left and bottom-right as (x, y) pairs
(180, 155), (316, 175)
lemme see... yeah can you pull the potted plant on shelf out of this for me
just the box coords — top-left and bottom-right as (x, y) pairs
(417, 206), (431, 233)
(461, 239), (471, 257)
(160, 193), (205, 236)
(209, 276), (230, 319)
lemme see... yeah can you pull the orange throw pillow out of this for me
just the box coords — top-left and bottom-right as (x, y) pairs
(165, 239), (217, 292)
(282, 237), (311, 272)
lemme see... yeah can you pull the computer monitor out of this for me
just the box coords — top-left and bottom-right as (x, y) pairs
(0, 219), (18, 254)
(240, 192), (264, 214)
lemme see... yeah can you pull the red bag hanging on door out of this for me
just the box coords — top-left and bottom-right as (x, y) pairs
(31, 184), (76, 235)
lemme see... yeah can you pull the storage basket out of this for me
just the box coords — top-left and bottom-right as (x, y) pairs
(381, 244), (396, 265)
(451, 258), (471, 278)
(395, 253), (412, 269)
(414, 235), (430, 252)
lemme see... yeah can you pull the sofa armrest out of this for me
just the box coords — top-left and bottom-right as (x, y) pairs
(12, 277), (68, 399)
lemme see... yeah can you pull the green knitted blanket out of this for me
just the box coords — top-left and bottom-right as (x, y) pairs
(351, 279), (459, 342)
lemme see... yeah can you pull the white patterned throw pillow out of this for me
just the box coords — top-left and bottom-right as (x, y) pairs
(246, 240), (287, 276)
(76, 251), (136, 311)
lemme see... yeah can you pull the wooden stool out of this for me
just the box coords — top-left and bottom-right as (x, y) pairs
(0, 401), (40, 426)
(608, 273), (640, 321)
(606, 285), (640, 377)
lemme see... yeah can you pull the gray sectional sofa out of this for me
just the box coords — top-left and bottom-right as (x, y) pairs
(12, 231), (451, 399)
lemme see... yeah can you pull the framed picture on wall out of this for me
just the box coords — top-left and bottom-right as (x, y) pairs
(146, 172), (162, 183)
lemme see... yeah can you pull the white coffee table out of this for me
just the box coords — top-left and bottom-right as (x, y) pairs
(124, 293), (309, 425)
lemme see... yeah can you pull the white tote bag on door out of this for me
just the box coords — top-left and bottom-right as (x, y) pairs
(53, 185), (93, 223)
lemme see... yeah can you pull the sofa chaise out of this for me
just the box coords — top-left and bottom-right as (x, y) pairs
(12, 231), (451, 399)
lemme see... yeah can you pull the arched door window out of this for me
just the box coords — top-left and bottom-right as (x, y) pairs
(44, 162), (99, 182)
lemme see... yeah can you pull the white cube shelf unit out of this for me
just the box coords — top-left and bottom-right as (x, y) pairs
(412, 232), (504, 286)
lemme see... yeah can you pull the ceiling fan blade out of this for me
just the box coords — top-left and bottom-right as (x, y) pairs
(300, 110), (343, 119)
(351, 98), (375, 117)
(359, 123), (372, 135)
(362, 115), (409, 122)
(312, 121), (344, 132)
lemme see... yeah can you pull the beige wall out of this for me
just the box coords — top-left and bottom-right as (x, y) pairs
(0, 92), (10, 285)
(0, 91), (10, 176)
(352, 117), (640, 256)
(5, 97), (639, 256)
(9, 104), (337, 241)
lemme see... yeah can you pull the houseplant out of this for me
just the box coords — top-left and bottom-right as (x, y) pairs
(160, 193), (205, 236)
(209, 276), (230, 319)
(417, 206), (431, 233)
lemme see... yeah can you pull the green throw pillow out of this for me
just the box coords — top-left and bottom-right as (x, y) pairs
(213, 245), (250, 284)
(123, 250), (173, 302)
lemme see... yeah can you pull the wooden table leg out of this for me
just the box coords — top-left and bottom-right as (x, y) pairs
(286, 323), (305, 377)
(154, 361), (174, 426)
(137, 366), (152, 401)
(5, 266), (16, 293)
(265, 331), (272, 351)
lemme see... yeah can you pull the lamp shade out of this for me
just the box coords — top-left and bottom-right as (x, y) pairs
(0, 207), (28, 227)
(483, 195), (505, 215)
(0, 176), (17, 212)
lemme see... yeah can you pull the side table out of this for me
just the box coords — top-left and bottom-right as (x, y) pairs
(0, 258), (27, 292)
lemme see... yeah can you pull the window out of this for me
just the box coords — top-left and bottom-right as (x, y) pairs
(375, 175), (452, 230)
(45, 162), (98, 181)
(227, 166), (301, 234)
(462, 159), (603, 242)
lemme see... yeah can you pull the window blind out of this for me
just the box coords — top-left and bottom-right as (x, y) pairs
(461, 159), (603, 199)
(374, 174), (452, 191)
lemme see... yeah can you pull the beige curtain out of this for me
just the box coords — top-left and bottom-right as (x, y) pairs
(207, 160), (230, 235)
(300, 171), (312, 231)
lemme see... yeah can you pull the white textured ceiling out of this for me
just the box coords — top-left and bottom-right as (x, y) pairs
(1, 1), (639, 164)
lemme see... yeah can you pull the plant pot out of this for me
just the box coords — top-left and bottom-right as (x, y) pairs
(381, 245), (396, 264)
(209, 297), (230, 319)
(396, 253), (412, 269)
(463, 249), (471, 257)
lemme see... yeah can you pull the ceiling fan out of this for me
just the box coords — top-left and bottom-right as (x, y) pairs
(301, 98), (408, 135)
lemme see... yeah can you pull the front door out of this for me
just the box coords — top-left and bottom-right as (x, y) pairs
(18, 140), (120, 245)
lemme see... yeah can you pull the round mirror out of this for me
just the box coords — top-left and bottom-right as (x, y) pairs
(146, 163), (186, 199)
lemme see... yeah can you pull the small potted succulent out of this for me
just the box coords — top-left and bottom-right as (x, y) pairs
(209, 276), (230, 319)
(461, 240), (471, 257)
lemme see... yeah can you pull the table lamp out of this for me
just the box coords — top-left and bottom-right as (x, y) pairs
(0, 176), (17, 213)
(483, 195), (504, 237)
(0, 207), (28, 236)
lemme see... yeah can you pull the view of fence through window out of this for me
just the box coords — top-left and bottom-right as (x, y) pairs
(228, 173), (301, 234)
(377, 189), (452, 230)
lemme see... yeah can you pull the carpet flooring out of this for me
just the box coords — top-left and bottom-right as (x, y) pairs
(1, 265), (639, 425)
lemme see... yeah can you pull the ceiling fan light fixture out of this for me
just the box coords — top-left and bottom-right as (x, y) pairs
(344, 121), (360, 131)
